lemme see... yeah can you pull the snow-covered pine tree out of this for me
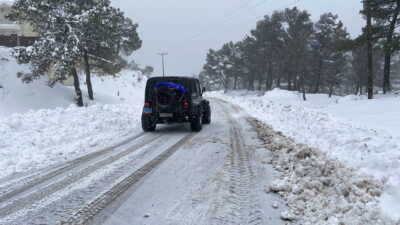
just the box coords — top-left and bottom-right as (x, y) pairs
(142, 66), (154, 76)
(202, 49), (226, 91)
(9, 0), (142, 104)
(78, 0), (142, 100)
(9, 0), (84, 106)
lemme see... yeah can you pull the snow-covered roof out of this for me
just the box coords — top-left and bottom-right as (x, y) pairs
(0, 24), (20, 30)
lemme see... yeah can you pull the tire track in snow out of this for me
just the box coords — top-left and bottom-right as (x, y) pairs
(211, 100), (263, 225)
(0, 133), (163, 218)
(0, 132), (146, 203)
(60, 133), (196, 225)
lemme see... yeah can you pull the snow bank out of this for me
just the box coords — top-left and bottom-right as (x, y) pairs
(208, 90), (400, 222)
(0, 103), (142, 179)
(252, 119), (390, 225)
(0, 47), (147, 180)
(0, 47), (76, 116)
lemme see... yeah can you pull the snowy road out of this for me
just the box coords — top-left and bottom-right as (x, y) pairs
(0, 100), (284, 225)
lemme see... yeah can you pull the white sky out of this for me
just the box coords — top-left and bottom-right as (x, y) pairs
(111, 0), (364, 76)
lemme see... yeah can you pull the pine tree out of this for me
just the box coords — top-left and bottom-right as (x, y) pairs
(200, 8), (357, 96)
(202, 49), (227, 91)
(8, 0), (142, 104)
(364, 0), (375, 99)
(251, 11), (286, 91)
(9, 0), (84, 106)
(311, 13), (349, 95)
(282, 7), (314, 100)
(239, 36), (259, 90)
(368, 0), (400, 93)
(68, 0), (142, 100)
(141, 66), (154, 77)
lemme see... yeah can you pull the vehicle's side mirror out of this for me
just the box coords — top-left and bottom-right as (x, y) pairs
(202, 87), (206, 94)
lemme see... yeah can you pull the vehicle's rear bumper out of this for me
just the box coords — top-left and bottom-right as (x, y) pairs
(156, 112), (191, 124)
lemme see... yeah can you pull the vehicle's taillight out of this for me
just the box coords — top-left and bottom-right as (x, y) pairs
(144, 102), (151, 108)
(183, 101), (190, 109)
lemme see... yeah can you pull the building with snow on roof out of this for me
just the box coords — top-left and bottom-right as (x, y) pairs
(0, 2), (38, 47)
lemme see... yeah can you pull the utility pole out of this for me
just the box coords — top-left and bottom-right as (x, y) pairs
(158, 52), (168, 77)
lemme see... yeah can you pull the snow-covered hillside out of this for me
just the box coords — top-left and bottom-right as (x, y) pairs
(208, 89), (400, 221)
(0, 47), (72, 116)
(0, 47), (147, 180)
(0, 47), (146, 116)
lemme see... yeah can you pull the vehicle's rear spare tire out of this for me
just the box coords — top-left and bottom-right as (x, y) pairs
(190, 115), (203, 132)
(142, 114), (156, 132)
(155, 84), (184, 112)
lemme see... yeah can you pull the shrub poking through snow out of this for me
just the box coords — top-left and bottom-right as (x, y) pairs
(248, 118), (396, 225)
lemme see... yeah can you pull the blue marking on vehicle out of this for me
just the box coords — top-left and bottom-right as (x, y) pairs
(143, 107), (152, 113)
(155, 82), (186, 93)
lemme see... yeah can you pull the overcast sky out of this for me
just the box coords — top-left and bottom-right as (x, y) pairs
(111, 0), (364, 76)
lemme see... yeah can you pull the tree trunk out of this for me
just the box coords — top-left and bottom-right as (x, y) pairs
(294, 75), (300, 92)
(314, 59), (323, 93)
(258, 75), (262, 91)
(365, 0), (374, 99)
(266, 61), (274, 91)
(329, 85), (334, 98)
(355, 80), (360, 95)
(223, 80), (228, 93)
(358, 71), (364, 95)
(233, 74), (238, 90)
(276, 64), (282, 88)
(383, 53), (392, 94)
(277, 77), (281, 88)
(301, 74), (306, 101)
(72, 67), (84, 107)
(222, 72), (229, 93)
(296, 78), (300, 92)
(248, 75), (255, 90)
(383, 0), (400, 94)
(84, 50), (94, 100)
(224, 81), (228, 93)
(288, 73), (292, 90)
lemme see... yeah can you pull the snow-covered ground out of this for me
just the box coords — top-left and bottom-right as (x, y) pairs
(208, 89), (400, 222)
(0, 47), (146, 180)
(0, 104), (142, 179)
(0, 47), (71, 116)
(93, 100), (286, 225)
(2, 41), (399, 223)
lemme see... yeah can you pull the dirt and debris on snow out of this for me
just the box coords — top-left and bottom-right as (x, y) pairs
(248, 118), (397, 225)
(209, 90), (400, 221)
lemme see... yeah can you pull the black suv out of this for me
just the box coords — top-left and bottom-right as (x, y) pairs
(141, 76), (211, 132)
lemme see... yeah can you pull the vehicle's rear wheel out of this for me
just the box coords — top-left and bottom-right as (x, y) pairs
(190, 115), (203, 132)
(202, 104), (211, 124)
(142, 114), (156, 132)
